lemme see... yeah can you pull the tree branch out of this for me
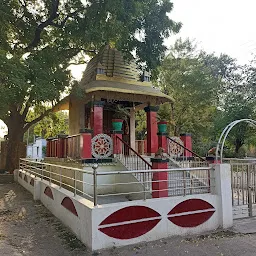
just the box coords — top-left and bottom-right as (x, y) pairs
(50, 10), (79, 28)
(21, 103), (30, 119)
(23, 108), (52, 132)
(26, 0), (60, 50)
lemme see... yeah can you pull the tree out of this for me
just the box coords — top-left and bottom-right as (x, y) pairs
(154, 39), (240, 155)
(212, 61), (256, 156)
(0, 0), (181, 171)
(156, 40), (219, 130)
(24, 111), (69, 144)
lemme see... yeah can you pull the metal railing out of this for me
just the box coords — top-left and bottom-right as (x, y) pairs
(115, 136), (152, 170)
(230, 161), (256, 218)
(166, 136), (208, 168)
(19, 158), (213, 207)
(114, 136), (152, 190)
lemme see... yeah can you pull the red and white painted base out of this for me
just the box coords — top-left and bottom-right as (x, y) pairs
(15, 164), (233, 251)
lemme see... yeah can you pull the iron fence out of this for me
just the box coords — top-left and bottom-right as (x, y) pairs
(19, 158), (214, 206)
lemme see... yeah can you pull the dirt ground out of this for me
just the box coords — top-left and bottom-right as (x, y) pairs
(1, 183), (256, 256)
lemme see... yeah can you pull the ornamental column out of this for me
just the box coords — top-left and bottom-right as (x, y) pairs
(144, 106), (159, 155)
(90, 101), (105, 136)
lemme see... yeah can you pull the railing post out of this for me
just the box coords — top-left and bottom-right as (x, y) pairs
(59, 167), (62, 189)
(74, 169), (77, 196)
(247, 165), (253, 217)
(92, 164), (99, 206)
(143, 172), (147, 200)
(49, 165), (51, 185)
(211, 164), (233, 228)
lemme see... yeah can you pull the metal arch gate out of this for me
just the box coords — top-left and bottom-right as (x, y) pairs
(216, 119), (256, 219)
(231, 161), (256, 219)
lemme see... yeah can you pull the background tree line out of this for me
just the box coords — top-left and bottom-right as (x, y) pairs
(135, 38), (256, 157)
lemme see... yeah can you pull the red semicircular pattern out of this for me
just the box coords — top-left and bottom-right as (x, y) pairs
(30, 178), (34, 187)
(98, 206), (161, 239)
(168, 199), (215, 228)
(61, 197), (78, 216)
(44, 186), (54, 200)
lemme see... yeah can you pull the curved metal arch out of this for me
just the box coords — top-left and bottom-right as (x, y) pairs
(216, 119), (256, 162)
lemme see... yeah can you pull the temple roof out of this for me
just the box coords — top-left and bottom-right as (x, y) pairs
(79, 45), (173, 104)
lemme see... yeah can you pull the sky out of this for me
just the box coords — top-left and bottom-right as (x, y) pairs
(169, 0), (256, 64)
(1, 0), (256, 137)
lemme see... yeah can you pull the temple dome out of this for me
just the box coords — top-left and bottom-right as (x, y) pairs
(79, 45), (173, 105)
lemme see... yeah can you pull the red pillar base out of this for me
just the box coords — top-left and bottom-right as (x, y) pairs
(80, 128), (93, 159)
(151, 158), (169, 198)
(157, 132), (167, 153)
(111, 131), (123, 155)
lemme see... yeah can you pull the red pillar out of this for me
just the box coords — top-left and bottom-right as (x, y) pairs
(158, 132), (167, 153)
(46, 138), (51, 157)
(80, 129), (93, 159)
(180, 133), (192, 157)
(144, 106), (159, 155)
(90, 101), (104, 136)
(57, 135), (67, 158)
(111, 131), (123, 155)
(151, 158), (169, 198)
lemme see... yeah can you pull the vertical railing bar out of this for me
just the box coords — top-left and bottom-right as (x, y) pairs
(59, 167), (62, 189)
(93, 168), (98, 206)
(242, 164), (244, 205)
(74, 169), (76, 196)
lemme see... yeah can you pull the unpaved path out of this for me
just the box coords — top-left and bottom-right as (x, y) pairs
(1, 183), (256, 256)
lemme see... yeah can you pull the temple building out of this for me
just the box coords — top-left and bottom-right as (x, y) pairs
(53, 45), (173, 158)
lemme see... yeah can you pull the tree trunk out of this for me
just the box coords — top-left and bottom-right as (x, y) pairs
(5, 119), (25, 173)
(235, 138), (243, 156)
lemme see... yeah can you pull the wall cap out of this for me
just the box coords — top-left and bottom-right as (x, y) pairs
(151, 158), (169, 163)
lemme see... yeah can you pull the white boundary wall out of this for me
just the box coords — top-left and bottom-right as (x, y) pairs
(15, 164), (233, 251)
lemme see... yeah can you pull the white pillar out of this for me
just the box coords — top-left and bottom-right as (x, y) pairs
(130, 109), (136, 150)
(33, 179), (41, 201)
(211, 164), (233, 228)
(14, 169), (19, 182)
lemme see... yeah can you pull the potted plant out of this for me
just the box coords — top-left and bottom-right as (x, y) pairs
(112, 105), (130, 131)
(157, 118), (168, 133)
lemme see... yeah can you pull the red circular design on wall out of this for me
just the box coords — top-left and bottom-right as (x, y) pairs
(168, 199), (215, 228)
(98, 206), (161, 240)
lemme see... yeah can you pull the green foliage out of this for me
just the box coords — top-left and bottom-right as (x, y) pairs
(24, 111), (69, 141)
(135, 110), (146, 140)
(0, 0), (180, 170)
(154, 39), (222, 153)
(151, 38), (256, 157)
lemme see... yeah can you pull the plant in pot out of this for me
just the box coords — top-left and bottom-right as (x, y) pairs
(157, 116), (168, 133)
(112, 105), (130, 131)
